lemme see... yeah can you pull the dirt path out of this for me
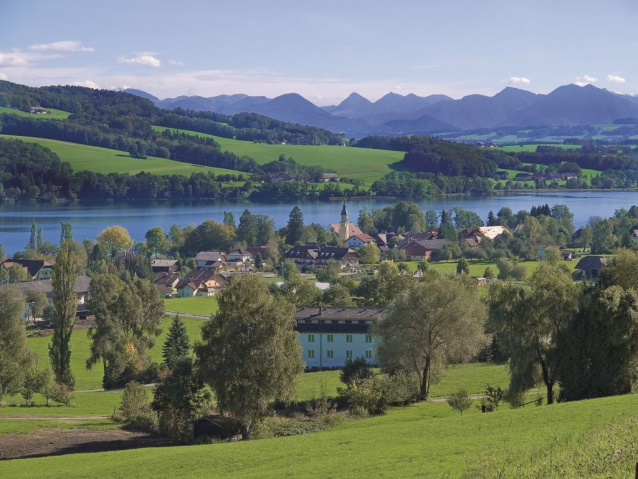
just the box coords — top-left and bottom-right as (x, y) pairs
(0, 428), (174, 460)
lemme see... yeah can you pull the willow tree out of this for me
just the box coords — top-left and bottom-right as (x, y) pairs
(489, 262), (580, 404)
(374, 275), (488, 400)
(0, 288), (36, 402)
(49, 240), (79, 388)
(196, 275), (304, 439)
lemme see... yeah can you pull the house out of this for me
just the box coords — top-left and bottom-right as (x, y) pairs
(321, 173), (340, 182)
(227, 249), (253, 264)
(284, 244), (361, 269)
(400, 239), (450, 261)
(154, 272), (180, 295)
(1, 258), (53, 281)
(494, 172), (509, 180)
(194, 251), (227, 270)
(545, 173), (562, 181)
(536, 245), (573, 261)
(629, 227), (638, 244)
(175, 268), (227, 297)
(294, 307), (384, 369)
(30, 107), (49, 114)
(345, 234), (375, 248)
(267, 173), (299, 183)
(246, 245), (270, 259)
(150, 259), (178, 274)
(575, 256), (611, 280)
(2, 275), (91, 321)
(564, 174), (578, 181)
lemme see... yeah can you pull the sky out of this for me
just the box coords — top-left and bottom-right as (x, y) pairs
(2, 0), (638, 105)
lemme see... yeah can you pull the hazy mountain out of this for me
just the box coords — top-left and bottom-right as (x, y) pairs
(125, 84), (638, 136)
(123, 88), (158, 102)
(411, 87), (539, 130)
(507, 84), (638, 126)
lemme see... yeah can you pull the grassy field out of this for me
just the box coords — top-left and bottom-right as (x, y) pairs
(0, 418), (119, 436)
(3, 391), (637, 478)
(297, 363), (510, 401)
(152, 126), (405, 185)
(0, 134), (245, 177)
(498, 143), (582, 152)
(0, 106), (71, 120)
(163, 296), (218, 316)
(403, 258), (580, 277)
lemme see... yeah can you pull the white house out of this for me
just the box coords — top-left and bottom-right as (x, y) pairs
(227, 249), (253, 264)
(194, 251), (227, 270)
(294, 307), (383, 369)
(345, 234), (375, 248)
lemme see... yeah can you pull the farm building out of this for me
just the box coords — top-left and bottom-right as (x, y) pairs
(575, 256), (611, 280)
(399, 239), (450, 261)
(294, 307), (383, 369)
(1, 258), (53, 281)
(151, 259), (178, 273)
(284, 244), (360, 269)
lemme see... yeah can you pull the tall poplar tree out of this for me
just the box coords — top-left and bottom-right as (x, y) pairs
(49, 240), (79, 388)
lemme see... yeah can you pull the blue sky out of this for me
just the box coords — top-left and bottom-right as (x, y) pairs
(2, 0), (637, 104)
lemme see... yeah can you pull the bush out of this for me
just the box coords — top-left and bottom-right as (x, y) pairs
(503, 389), (525, 409)
(340, 357), (374, 385)
(447, 389), (473, 415)
(128, 411), (158, 433)
(119, 381), (148, 420)
(497, 258), (526, 281)
(478, 384), (504, 412)
(50, 383), (73, 406)
(338, 378), (387, 416)
(377, 370), (420, 406)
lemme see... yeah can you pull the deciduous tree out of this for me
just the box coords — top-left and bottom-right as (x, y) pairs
(196, 276), (304, 439)
(375, 275), (487, 400)
(97, 225), (134, 257)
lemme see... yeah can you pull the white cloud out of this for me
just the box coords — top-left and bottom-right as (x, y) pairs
(168, 60), (184, 66)
(0, 52), (28, 67)
(607, 74), (626, 84)
(575, 74), (598, 86)
(71, 80), (100, 89)
(502, 76), (531, 85)
(30, 41), (94, 52)
(0, 73), (8, 81)
(118, 55), (161, 68)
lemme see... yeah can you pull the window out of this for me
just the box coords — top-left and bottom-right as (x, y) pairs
(308, 334), (315, 343)
(346, 334), (353, 343)
(311, 320), (318, 324)
(346, 350), (353, 360)
(308, 350), (315, 359)
(327, 350), (334, 358)
(365, 334), (372, 343)
(365, 350), (373, 359)
(327, 334), (334, 343)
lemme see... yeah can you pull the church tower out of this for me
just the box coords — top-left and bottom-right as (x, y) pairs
(339, 202), (348, 245)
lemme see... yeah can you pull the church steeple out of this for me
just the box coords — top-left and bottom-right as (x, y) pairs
(339, 202), (349, 245)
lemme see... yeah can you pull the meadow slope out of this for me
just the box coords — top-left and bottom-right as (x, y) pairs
(0, 134), (245, 177)
(152, 126), (405, 184)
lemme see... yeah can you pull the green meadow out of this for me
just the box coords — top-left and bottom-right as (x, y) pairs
(497, 143), (582, 152)
(0, 134), (245, 177)
(152, 126), (405, 184)
(3, 392), (637, 478)
(163, 296), (218, 316)
(0, 106), (71, 120)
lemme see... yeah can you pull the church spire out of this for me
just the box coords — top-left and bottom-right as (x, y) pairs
(339, 202), (349, 245)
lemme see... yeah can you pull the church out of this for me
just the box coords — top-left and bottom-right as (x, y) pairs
(329, 203), (363, 246)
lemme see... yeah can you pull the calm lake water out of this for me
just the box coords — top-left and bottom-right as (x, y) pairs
(1, 191), (637, 255)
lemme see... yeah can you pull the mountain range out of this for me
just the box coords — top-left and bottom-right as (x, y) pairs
(125, 84), (638, 137)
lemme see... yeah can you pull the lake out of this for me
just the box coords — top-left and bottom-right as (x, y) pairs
(1, 191), (637, 255)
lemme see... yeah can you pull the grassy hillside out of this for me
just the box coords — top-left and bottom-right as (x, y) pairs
(0, 106), (71, 120)
(3, 391), (637, 478)
(0, 134), (245, 177)
(152, 126), (405, 184)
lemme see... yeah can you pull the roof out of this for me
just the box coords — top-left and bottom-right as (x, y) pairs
(228, 249), (253, 257)
(346, 233), (375, 243)
(151, 259), (178, 267)
(285, 244), (360, 261)
(2, 259), (52, 277)
(400, 239), (450, 251)
(322, 173), (340, 179)
(329, 222), (363, 238)
(1, 275), (90, 296)
(195, 251), (225, 262)
(575, 256), (611, 271)
(478, 226), (510, 240)
(294, 307), (384, 333)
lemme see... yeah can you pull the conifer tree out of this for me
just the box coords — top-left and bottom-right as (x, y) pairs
(162, 315), (190, 367)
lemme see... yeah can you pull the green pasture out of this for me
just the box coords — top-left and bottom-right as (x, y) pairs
(0, 106), (71, 120)
(163, 296), (218, 317)
(498, 143), (582, 152)
(403, 258), (579, 277)
(3, 391), (638, 478)
(0, 134), (245, 178)
(152, 126), (405, 185)
(0, 418), (119, 436)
